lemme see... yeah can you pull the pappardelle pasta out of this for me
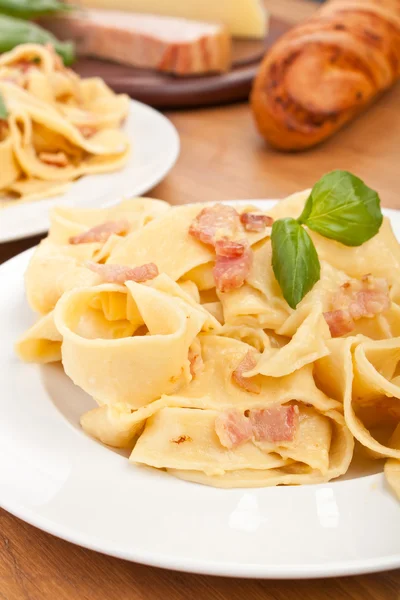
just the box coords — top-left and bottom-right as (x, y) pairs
(0, 43), (130, 207)
(15, 184), (400, 495)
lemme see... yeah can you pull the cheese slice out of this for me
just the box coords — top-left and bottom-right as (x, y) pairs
(73, 0), (268, 39)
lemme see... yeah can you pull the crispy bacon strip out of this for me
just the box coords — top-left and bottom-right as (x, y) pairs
(69, 220), (129, 244)
(77, 124), (97, 138)
(232, 350), (261, 394)
(323, 309), (355, 338)
(14, 59), (35, 73)
(349, 290), (390, 319)
(249, 406), (299, 443)
(189, 204), (254, 292)
(86, 261), (158, 283)
(215, 410), (253, 449)
(215, 238), (247, 258)
(189, 204), (240, 246)
(324, 275), (390, 337)
(215, 405), (299, 449)
(240, 212), (273, 232)
(213, 246), (252, 292)
(188, 345), (204, 379)
(39, 151), (69, 167)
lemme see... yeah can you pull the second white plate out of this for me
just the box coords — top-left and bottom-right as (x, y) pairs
(0, 201), (400, 580)
(0, 99), (180, 243)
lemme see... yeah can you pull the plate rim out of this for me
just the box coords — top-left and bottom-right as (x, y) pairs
(1, 200), (400, 580)
(0, 99), (180, 244)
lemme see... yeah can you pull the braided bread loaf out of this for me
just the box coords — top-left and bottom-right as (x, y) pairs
(251, 0), (400, 150)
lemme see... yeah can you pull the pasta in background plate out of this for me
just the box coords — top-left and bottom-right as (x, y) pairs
(0, 43), (130, 208)
(15, 188), (400, 496)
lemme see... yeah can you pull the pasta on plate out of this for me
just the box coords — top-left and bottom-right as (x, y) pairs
(0, 43), (130, 208)
(15, 188), (400, 495)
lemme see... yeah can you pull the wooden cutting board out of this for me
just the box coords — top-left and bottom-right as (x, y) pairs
(72, 16), (290, 108)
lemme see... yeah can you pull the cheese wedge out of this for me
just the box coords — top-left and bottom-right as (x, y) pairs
(71, 0), (269, 39)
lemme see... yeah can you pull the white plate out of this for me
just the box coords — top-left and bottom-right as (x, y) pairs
(0, 100), (179, 243)
(1, 201), (400, 580)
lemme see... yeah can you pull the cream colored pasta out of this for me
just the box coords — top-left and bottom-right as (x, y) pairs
(15, 192), (400, 494)
(0, 44), (130, 207)
(25, 197), (170, 314)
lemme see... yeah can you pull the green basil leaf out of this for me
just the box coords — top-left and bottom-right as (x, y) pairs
(271, 218), (321, 309)
(298, 170), (383, 246)
(0, 92), (8, 120)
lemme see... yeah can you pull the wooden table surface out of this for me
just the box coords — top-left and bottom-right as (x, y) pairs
(1, 1), (400, 598)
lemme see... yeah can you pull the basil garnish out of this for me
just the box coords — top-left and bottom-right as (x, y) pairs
(298, 170), (382, 246)
(271, 171), (383, 308)
(271, 218), (320, 309)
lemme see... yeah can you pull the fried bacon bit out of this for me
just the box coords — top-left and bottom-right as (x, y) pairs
(69, 220), (129, 244)
(86, 262), (159, 284)
(232, 350), (261, 394)
(324, 274), (390, 337)
(215, 405), (299, 449)
(77, 124), (97, 138)
(189, 204), (240, 246)
(215, 410), (253, 449)
(171, 435), (192, 444)
(188, 346), (204, 379)
(213, 245), (252, 292)
(323, 309), (355, 338)
(249, 406), (299, 443)
(215, 238), (247, 258)
(240, 212), (274, 232)
(38, 151), (69, 167)
(189, 204), (254, 292)
(14, 59), (35, 73)
(1, 75), (20, 85)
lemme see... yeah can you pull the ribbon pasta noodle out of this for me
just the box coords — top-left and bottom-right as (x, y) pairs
(15, 191), (400, 496)
(0, 44), (130, 207)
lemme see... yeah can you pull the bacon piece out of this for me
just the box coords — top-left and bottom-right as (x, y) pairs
(324, 309), (355, 338)
(69, 220), (129, 244)
(189, 204), (254, 292)
(39, 151), (69, 167)
(240, 212), (273, 232)
(213, 246), (252, 292)
(324, 274), (390, 336)
(349, 290), (390, 319)
(14, 59), (35, 73)
(1, 75), (19, 84)
(188, 345), (204, 379)
(249, 405), (299, 443)
(215, 238), (247, 258)
(215, 405), (299, 449)
(77, 124), (97, 138)
(232, 350), (261, 394)
(189, 204), (240, 246)
(86, 261), (158, 283)
(215, 410), (253, 449)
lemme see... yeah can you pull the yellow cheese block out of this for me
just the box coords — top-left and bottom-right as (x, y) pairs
(75, 0), (269, 39)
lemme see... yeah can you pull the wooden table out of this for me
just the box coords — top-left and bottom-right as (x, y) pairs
(1, 1), (400, 598)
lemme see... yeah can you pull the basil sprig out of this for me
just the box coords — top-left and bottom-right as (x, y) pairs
(0, 92), (8, 120)
(298, 170), (383, 246)
(272, 218), (320, 309)
(271, 170), (383, 308)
